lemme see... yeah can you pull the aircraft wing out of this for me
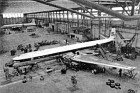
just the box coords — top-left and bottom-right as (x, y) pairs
(13, 38), (113, 61)
(71, 55), (136, 70)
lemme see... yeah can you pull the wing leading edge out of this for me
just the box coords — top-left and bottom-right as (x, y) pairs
(13, 28), (116, 61)
(13, 38), (113, 61)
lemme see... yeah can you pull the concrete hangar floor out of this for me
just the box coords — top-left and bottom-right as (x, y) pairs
(0, 27), (140, 93)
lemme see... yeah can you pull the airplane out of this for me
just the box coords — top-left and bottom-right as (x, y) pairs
(12, 28), (116, 61)
(6, 28), (116, 68)
(7, 27), (137, 78)
(1, 19), (36, 29)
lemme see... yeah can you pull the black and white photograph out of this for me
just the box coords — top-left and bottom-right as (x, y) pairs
(0, 0), (140, 93)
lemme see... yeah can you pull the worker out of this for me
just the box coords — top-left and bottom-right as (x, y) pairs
(92, 69), (98, 74)
(34, 43), (40, 51)
(61, 66), (67, 74)
(102, 67), (106, 73)
(3, 65), (10, 80)
(119, 69), (122, 77)
(17, 44), (23, 50)
(71, 76), (77, 87)
(10, 49), (16, 56)
(28, 44), (32, 52)
(20, 47), (24, 52)
(29, 48), (32, 52)
(24, 48), (28, 53)
(22, 76), (27, 83)
(12, 68), (20, 76)
(28, 44), (32, 49)
(40, 76), (44, 81)
(29, 76), (33, 81)
(14, 67), (20, 76)
(65, 39), (68, 44)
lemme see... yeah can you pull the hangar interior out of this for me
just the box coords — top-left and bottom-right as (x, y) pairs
(0, 0), (140, 93)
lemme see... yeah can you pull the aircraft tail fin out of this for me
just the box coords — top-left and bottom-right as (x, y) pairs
(109, 28), (116, 40)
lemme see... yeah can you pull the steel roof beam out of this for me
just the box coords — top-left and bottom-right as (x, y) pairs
(70, 0), (140, 21)
(131, 0), (136, 16)
(76, 3), (95, 17)
(115, 0), (131, 16)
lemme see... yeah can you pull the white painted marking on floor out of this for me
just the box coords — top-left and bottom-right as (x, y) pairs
(0, 69), (61, 88)
(0, 80), (22, 88)
(0, 73), (46, 88)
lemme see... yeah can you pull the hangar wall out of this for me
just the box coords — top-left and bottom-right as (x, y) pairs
(0, 1), (3, 53)
(25, 12), (140, 48)
(0, 14), (3, 53)
(1, 8), (140, 48)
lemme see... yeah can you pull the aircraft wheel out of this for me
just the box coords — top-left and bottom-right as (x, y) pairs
(22, 80), (27, 83)
(115, 82), (120, 86)
(108, 79), (115, 83)
(115, 83), (121, 89)
(110, 84), (115, 88)
(106, 82), (111, 85)
(128, 89), (135, 93)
